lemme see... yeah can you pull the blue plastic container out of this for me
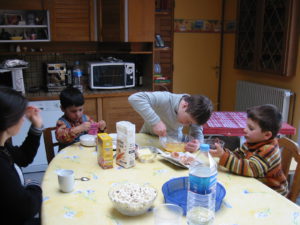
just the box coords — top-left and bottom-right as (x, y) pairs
(162, 176), (226, 215)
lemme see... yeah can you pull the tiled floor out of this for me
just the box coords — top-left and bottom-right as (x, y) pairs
(23, 171), (300, 206)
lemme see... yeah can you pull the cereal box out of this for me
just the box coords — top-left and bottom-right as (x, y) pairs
(97, 133), (113, 169)
(116, 121), (136, 168)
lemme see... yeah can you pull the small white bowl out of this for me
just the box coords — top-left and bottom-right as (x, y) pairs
(80, 134), (97, 147)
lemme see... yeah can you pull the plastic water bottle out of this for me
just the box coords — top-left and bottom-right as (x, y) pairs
(73, 61), (83, 91)
(187, 144), (217, 225)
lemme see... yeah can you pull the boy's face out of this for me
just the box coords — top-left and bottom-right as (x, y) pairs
(243, 118), (272, 143)
(177, 100), (197, 126)
(62, 105), (84, 122)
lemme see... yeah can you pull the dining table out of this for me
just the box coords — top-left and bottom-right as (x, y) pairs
(41, 133), (300, 225)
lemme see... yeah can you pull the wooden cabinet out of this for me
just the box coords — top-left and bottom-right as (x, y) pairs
(84, 98), (98, 122)
(0, 0), (45, 10)
(153, 0), (174, 91)
(234, 0), (299, 76)
(100, 0), (155, 42)
(45, 0), (95, 41)
(101, 96), (143, 133)
(84, 95), (143, 133)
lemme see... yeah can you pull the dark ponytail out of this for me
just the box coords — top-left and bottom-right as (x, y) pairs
(0, 86), (28, 131)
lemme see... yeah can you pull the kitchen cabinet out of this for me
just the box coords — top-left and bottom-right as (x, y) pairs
(84, 98), (98, 122)
(0, 0), (45, 10)
(234, 0), (299, 76)
(0, 9), (50, 42)
(153, 0), (174, 91)
(101, 96), (143, 133)
(45, 0), (96, 41)
(100, 0), (155, 42)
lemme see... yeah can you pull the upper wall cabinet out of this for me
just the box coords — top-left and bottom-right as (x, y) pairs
(100, 0), (155, 42)
(234, 0), (299, 77)
(45, 0), (96, 41)
(0, 0), (45, 10)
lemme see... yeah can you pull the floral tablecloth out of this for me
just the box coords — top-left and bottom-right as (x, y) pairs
(42, 133), (300, 225)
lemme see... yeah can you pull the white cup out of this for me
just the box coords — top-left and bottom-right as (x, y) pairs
(57, 169), (75, 193)
(153, 203), (183, 225)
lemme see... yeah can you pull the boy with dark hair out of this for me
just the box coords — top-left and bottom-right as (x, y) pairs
(56, 87), (106, 149)
(128, 91), (213, 152)
(210, 104), (288, 196)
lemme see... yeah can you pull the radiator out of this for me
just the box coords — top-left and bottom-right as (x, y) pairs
(235, 80), (293, 122)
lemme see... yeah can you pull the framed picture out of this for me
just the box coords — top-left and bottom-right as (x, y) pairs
(155, 34), (165, 48)
(4, 13), (22, 25)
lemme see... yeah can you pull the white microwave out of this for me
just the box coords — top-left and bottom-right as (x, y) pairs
(88, 62), (135, 89)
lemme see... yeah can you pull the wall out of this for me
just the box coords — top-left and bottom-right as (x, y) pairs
(221, 0), (300, 141)
(173, 0), (300, 141)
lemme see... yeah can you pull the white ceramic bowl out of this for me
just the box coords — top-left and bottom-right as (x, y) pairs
(108, 182), (157, 216)
(80, 134), (97, 147)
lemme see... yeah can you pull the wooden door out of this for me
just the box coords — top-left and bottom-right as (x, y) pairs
(101, 96), (144, 133)
(173, 0), (222, 107)
(46, 0), (95, 41)
(100, 0), (154, 42)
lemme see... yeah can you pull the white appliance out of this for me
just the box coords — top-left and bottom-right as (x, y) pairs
(12, 100), (63, 173)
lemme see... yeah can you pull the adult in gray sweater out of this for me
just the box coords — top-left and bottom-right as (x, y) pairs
(128, 91), (213, 152)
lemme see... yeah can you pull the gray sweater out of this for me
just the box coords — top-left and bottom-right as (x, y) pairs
(128, 91), (204, 142)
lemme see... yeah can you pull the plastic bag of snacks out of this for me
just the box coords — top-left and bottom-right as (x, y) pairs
(116, 121), (136, 168)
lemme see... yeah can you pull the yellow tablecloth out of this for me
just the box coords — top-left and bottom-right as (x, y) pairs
(42, 134), (300, 225)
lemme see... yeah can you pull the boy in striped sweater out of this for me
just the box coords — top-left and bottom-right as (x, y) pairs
(210, 104), (288, 196)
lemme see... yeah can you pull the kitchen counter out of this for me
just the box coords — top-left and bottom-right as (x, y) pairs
(26, 87), (151, 101)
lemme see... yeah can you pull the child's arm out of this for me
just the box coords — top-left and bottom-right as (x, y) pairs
(215, 144), (276, 178)
(55, 120), (91, 143)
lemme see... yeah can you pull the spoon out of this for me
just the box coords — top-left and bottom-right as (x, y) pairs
(75, 177), (90, 181)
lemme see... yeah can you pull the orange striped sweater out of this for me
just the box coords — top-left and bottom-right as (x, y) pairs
(219, 138), (288, 196)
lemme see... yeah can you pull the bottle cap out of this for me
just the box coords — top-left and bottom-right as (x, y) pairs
(200, 143), (210, 152)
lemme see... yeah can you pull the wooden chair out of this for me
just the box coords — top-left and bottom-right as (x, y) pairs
(278, 137), (300, 202)
(43, 127), (59, 164)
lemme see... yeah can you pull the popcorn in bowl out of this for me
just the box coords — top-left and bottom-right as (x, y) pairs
(108, 182), (157, 216)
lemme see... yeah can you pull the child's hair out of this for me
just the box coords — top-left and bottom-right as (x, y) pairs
(0, 86), (28, 131)
(247, 104), (282, 138)
(59, 87), (84, 109)
(183, 94), (213, 125)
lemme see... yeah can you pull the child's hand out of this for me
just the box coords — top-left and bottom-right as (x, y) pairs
(97, 120), (106, 131)
(152, 121), (167, 137)
(185, 139), (200, 153)
(209, 143), (225, 158)
(80, 122), (91, 132)
(25, 106), (43, 128)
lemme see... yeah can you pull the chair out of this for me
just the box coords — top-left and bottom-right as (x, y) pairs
(43, 127), (59, 164)
(278, 137), (300, 202)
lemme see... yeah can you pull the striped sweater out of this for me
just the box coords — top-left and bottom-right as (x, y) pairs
(219, 138), (288, 196)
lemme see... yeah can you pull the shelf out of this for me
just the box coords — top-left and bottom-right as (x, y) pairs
(0, 25), (48, 28)
(0, 10), (50, 43)
(154, 47), (171, 51)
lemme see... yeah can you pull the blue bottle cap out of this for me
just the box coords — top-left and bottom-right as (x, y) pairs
(200, 143), (210, 152)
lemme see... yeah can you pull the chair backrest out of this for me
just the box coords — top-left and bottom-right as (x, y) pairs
(278, 137), (300, 202)
(43, 127), (59, 164)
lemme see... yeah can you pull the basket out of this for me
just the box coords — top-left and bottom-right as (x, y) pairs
(162, 176), (226, 215)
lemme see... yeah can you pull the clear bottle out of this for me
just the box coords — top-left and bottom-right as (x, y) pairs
(73, 61), (83, 92)
(187, 143), (217, 225)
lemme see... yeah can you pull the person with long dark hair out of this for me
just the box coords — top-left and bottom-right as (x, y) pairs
(0, 87), (43, 225)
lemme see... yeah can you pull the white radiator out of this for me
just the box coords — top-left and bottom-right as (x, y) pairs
(235, 80), (293, 122)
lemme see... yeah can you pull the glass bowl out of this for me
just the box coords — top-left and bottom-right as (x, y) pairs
(137, 146), (157, 163)
(159, 136), (185, 152)
(204, 138), (225, 149)
(108, 182), (157, 216)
